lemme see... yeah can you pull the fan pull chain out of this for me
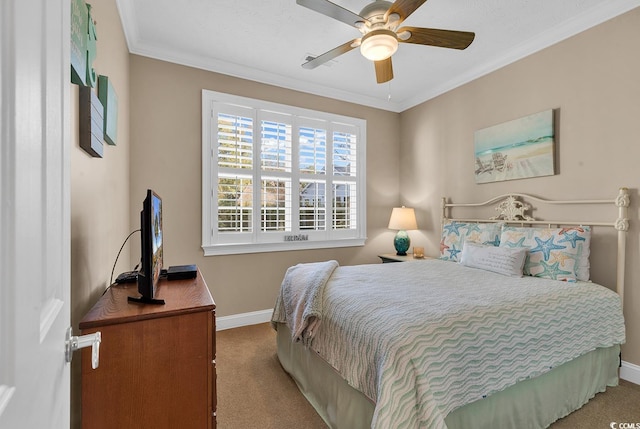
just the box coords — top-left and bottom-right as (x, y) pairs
(387, 82), (392, 102)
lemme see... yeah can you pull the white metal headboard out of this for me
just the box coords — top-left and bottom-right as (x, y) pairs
(441, 188), (630, 305)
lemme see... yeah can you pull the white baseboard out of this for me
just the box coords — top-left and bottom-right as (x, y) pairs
(216, 310), (640, 387)
(621, 360), (640, 385)
(216, 309), (273, 331)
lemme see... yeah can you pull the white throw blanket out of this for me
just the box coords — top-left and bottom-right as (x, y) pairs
(271, 260), (338, 346)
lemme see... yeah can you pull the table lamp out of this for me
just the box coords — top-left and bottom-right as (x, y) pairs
(388, 206), (418, 256)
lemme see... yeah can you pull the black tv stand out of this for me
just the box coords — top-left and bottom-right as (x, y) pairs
(127, 296), (166, 305)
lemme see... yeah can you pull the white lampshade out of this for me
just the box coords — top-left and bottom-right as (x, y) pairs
(388, 206), (418, 231)
(360, 30), (398, 61)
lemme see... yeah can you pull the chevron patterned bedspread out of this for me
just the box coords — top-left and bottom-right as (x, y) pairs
(308, 259), (625, 429)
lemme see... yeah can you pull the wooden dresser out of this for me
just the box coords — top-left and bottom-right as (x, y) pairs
(79, 270), (216, 428)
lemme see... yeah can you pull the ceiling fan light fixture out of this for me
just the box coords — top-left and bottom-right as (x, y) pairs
(360, 29), (398, 61)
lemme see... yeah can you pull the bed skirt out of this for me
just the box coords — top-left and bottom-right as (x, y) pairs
(275, 323), (620, 429)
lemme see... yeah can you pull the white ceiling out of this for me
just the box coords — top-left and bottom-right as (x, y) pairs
(115, 0), (639, 112)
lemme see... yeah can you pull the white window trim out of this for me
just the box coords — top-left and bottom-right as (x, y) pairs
(201, 90), (367, 256)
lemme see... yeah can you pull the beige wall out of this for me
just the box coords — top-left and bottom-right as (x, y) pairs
(70, 0), (131, 426)
(400, 8), (640, 366)
(128, 56), (401, 318)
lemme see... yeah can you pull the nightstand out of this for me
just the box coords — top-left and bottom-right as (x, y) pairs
(378, 253), (433, 263)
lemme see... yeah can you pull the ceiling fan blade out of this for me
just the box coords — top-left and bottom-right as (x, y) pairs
(397, 26), (475, 50)
(302, 39), (359, 69)
(297, 0), (368, 28)
(374, 58), (393, 84)
(385, 0), (428, 24)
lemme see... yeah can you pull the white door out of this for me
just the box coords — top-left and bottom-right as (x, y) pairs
(0, 0), (71, 427)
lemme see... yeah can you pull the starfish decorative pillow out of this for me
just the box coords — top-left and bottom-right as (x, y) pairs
(499, 226), (591, 282)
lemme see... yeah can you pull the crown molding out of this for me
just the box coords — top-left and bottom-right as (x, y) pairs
(396, 0), (640, 111)
(116, 0), (640, 113)
(128, 41), (405, 112)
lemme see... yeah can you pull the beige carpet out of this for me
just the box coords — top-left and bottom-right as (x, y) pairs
(216, 323), (327, 429)
(216, 323), (640, 428)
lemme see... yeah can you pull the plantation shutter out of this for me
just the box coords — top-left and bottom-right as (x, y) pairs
(203, 90), (366, 255)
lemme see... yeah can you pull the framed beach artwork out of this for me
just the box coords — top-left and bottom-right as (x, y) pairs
(474, 109), (556, 184)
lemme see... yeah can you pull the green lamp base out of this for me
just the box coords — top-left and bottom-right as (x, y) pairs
(394, 230), (410, 256)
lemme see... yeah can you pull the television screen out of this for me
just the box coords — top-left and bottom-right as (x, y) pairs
(150, 191), (163, 287)
(129, 189), (165, 305)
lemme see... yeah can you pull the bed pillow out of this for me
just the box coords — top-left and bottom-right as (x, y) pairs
(572, 227), (591, 281)
(499, 226), (591, 282)
(440, 221), (502, 262)
(459, 242), (527, 277)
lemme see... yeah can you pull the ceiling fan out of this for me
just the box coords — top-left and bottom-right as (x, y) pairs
(298, 0), (475, 84)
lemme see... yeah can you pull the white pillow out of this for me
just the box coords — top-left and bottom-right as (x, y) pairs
(459, 242), (527, 277)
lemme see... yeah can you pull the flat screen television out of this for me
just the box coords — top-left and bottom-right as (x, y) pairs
(128, 189), (165, 305)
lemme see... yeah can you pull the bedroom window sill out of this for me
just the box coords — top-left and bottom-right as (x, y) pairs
(202, 238), (366, 256)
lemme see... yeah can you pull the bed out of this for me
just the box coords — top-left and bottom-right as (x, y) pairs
(271, 188), (630, 429)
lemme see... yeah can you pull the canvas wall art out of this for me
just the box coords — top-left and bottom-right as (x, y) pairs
(474, 109), (555, 184)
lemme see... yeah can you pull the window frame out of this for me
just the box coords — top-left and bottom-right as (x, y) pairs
(202, 90), (367, 256)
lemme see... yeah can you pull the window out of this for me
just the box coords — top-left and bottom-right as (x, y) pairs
(202, 90), (367, 255)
